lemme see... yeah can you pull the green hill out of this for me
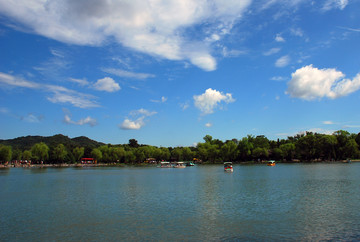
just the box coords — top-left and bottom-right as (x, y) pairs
(0, 134), (104, 151)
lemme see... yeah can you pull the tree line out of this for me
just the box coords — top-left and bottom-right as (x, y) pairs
(0, 130), (359, 163)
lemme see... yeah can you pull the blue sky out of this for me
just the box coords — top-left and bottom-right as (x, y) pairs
(1, 0), (360, 147)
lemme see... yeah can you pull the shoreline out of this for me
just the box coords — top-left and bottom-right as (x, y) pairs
(1, 160), (358, 169)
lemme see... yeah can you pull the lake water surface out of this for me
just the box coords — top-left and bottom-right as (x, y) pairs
(1, 163), (360, 241)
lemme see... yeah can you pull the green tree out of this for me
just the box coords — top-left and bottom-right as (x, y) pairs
(73, 147), (85, 162)
(22, 150), (32, 161)
(109, 147), (125, 162)
(182, 147), (193, 161)
(279, 143), (295, 161)
(12, 149), (22, 161)
(98, 145), (110, 162)
(53, 144), (68, 163)
(334, 130), (351, 160)
(343, 139), (359, 159)
(125, 150), (136, 163)
(221, 141), (238, 162)
(271, 148), (284, 161)
(238, 136), (254, 161)
(91, 148), (102, 162)
(129, 139), (139, 148)
(252, 147), (268, 160)
(320, 135), (337, 161)
(134, 148), (146, 163)
(159, 147), (171, 161)
(0, 145), (12, 162)
(31, 142), (49, 162)
(171, 147), (183, 161)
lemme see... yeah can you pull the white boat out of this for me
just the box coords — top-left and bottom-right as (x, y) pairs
(173, 162), (186, 168)
(159, 161), (172, 168)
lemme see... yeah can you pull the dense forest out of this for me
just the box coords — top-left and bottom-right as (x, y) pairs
(0, 131), (360, 164)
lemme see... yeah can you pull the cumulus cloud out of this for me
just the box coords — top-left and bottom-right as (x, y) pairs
(120, 118), (145, 130)
(286, 65), (360, 100)
(323, 121), (334, 125)
(194, 88), (235, 115)
(205, 122), (213, 127)
(0, 72), (99, 108)
(0, 0), (252, 71)
(120, 108), (157, 130)
(93, 77), (120, 92)
(275, 55), (290, 67)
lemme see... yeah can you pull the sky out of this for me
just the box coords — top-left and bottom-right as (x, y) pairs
(0, 0), (360, 147)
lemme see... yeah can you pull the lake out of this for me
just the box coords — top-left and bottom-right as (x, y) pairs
(1, 163), (360, 241)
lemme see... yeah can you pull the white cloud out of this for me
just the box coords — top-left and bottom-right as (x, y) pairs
(323, 121), (334, 125)
(0, 72), (99, 108)
(263, 47), (281, 56)
(275, 55), (290, 67)
(0, 0), (252, 71)
(275, 34), (285, 42)
(290, 28), (304, 37)
(93, 77), (120, 92)
(0, 72), (39, 88)
(271, 76), (287, 81)
(151, 96), (167, 103)
(64, 114), (97, 127)
(120, 108), (157, 130)
(69, 78), (89, 86)
(46, 85), (100, 108)
(180, 102), (190, 111)
(120, 118), (145, 130)
(189, 54), (217, 72)
(130, 108), (157, 117)
(286, 65), (360, 100)
(102, 68), (155, 80)
(205, 122), (213, 127)
(194, 88), (235, 115)
(339, 27), (360, 32)
(323, 0), (348, 11)
(222, 47), (247, 57)
(21, 113), (43, 123)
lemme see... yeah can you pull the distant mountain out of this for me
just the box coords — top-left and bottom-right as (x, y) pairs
(0, 134), (104, 150)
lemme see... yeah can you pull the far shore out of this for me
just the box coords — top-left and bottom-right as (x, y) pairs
(1, 159), (359, 169)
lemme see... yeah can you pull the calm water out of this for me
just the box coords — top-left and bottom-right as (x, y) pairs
(1, 163), (360, 241)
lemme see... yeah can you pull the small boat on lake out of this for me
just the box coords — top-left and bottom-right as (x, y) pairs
(174, 162), (186, 168)
(159, 161), (172, 168)
(186, 161), (195, 166)
(267, 160), (276, 166)
(224, 162), (233, 172)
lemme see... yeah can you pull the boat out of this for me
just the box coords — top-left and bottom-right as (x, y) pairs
(173, 162), (186, 168)
(267, 160), (276, 166)
(186, 161), (195, 166)
(159, 161), (172, 168)
(224, 162), (233, 172)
